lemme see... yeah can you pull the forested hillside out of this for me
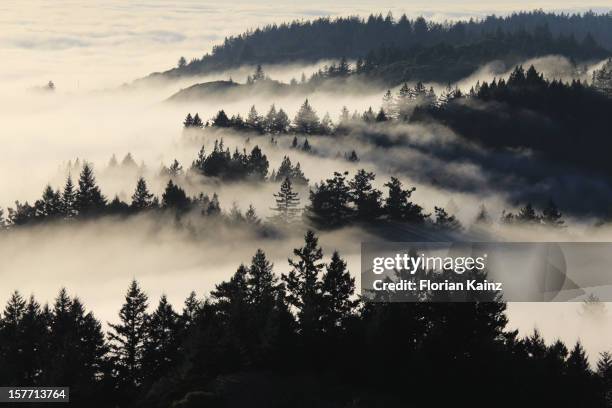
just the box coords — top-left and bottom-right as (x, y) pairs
(144, 11), (612, 83)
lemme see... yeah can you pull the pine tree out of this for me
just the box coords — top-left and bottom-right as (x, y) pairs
(375, 108), (388, 122)
(34, 185), (62, 219)
(246, 105), (262, 131)
(321, 251), (357, 333)
(142, 295), (180, 384)
(108, 280), (149, 389)
(294, 99), (320, 134)
(384, 177), (426, 222)
(349, 169), (382, 222)
(61, 175), (77, 218)
(121, 153), (137, 168)
(283, 231), (325, 339)
(131, 177), (154, 211)
(247, 146), (268, 180)
(178, 56), (187, 68)
(273, 109), (290, 133)
(307, 172), (353, 228)
(181, 291), (200, 329)
(245, 204), (260, 225)
(168, 159), (183, 178)
(212, 110), (231, 127)
(264, 105), (277, 133)
(192, 113), (204, 128)
(75, 163), (106, 215)
(271, 177), (300, 223)
(183, 113), (193, 128)
(161, 180), (190, 210)
(597, 351), (612, 406)
(253, 64), (265, 82)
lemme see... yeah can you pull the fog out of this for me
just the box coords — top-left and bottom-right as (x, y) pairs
(2, 0), (612, 364)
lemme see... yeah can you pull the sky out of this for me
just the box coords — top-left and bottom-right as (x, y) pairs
(1, 0), (612, 362)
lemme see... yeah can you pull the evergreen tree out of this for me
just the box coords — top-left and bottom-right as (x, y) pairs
(34, 185), (62, 219)
(108, 280), (149, 389)
(375, 108), (388, 122)
(272, 109), (290, 133)
(131, 177), (154, 211)
(264, 105), (277, 133)
(212, 110), (231, 127)
(62, 175), (77, 218)
(282, 230), (325, 338)
(161, 180), (190, 210)
(384, 177), (427, 223)
(75, 163), (106, 215)
(192, 113), (204, 128)
(294, 99), (320, 134)
(320, 251), (357, 333)
(271, 177), (301, 224)
(349, 169), (382, 222)
(183, 113), (193, 128)
(307, 172), (353, 228)
(142, 295), (180, 384)
(246, 105), (262, 132)
(597, 351), (612, 406)
(247, 146), (269, 180)
(245, 204), (260, 225)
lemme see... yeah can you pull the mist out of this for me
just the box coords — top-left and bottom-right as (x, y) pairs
(2, 1), (612, 373)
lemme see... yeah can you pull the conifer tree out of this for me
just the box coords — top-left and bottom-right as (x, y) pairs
(191, 113), (204, 128)
(161, 180), (190, 210)
(273, 109), (290, 133)
(35, 185), (62, 219)
(62, 175), (77, 218)
(294, 99), (320, 134)
(142, 295), (180, 383)
(264, 105), (277, 133)
(75, 163), (106, 215)
(246, 105), (262, 131)
(245, 204), (260, 225)
(271, 177), (300, 224)
(282, 230), (325, 337)
(384, 177), (426, 223)
(321, 251), (357, 333)
(247, 146), (268, 180)
(131, 177), (154, 211)
(183, 113), (193, 128)
(307, 172), (353, 228)
(349, 169), (382, 222)
(108, 280), (149, 388)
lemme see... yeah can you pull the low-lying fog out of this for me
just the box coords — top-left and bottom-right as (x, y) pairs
(2, 0), (612, 363)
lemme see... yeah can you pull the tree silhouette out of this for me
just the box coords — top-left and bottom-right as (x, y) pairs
(108, 280), (149, 390)
(271, 177), (301, 224)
